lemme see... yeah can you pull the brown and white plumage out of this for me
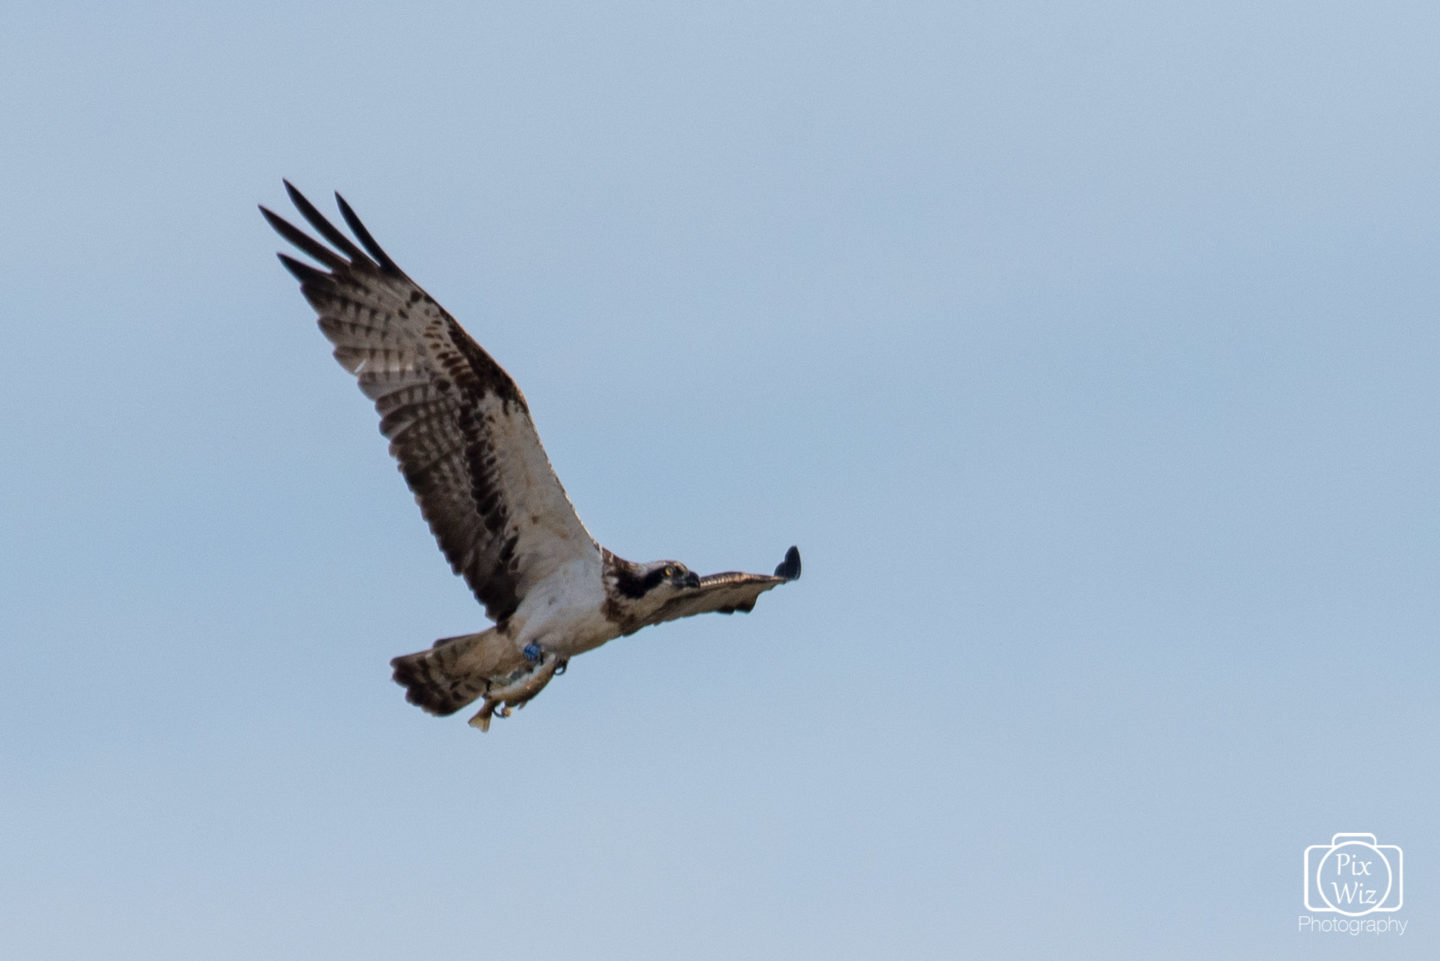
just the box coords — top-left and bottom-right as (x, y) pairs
(262, 182), (800, 730)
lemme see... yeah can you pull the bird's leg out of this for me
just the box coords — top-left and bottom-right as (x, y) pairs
(522, 642), (543, 663)
(467, 653), (568, 730)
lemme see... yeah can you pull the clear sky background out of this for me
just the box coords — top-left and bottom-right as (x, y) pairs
(3, 2), (1438, 958)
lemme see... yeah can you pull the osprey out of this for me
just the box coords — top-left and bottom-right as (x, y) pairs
(262, 183), (800, 730)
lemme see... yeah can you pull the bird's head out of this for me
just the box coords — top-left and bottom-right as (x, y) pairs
(647, 560), (703, 593)
(613, 559), (702, 602)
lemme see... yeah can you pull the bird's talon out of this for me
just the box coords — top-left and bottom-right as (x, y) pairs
(554, 658), (568, 676)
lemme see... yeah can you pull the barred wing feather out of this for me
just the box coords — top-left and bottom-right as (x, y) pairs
(261, 182), (599, 623)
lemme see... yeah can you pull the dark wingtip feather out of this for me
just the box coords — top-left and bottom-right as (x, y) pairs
(335, 191), (402, 274)
(261, 205), (349, 270)
(282, 179), (311, 214)
(774, 545), (801, 580)
(281, 181), (371, 265)
(276, 252), (329, 285)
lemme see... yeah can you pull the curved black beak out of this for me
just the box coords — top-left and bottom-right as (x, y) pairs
(683, 571), (702, 590)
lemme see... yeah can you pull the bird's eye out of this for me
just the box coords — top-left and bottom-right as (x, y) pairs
(663, 566), (676, 578)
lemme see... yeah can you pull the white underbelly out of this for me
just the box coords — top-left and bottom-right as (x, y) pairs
(508, 559), (621, 657)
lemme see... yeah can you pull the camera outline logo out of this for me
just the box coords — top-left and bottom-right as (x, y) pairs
(1303, 833), (1403, 917)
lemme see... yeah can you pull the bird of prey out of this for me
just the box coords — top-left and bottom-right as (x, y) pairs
(262, 183), (800, 730)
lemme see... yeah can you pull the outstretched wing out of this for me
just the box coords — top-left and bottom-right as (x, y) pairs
(640, 546), (801, 630)
(262, 182), (599, 622)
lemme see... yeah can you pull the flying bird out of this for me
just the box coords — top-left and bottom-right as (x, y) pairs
(262, 183), (800, 730)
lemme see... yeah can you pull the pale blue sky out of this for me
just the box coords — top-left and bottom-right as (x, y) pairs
(3, 2), (1438, 958)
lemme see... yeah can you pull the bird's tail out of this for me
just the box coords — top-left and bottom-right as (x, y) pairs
(389, 628), (519, 716)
